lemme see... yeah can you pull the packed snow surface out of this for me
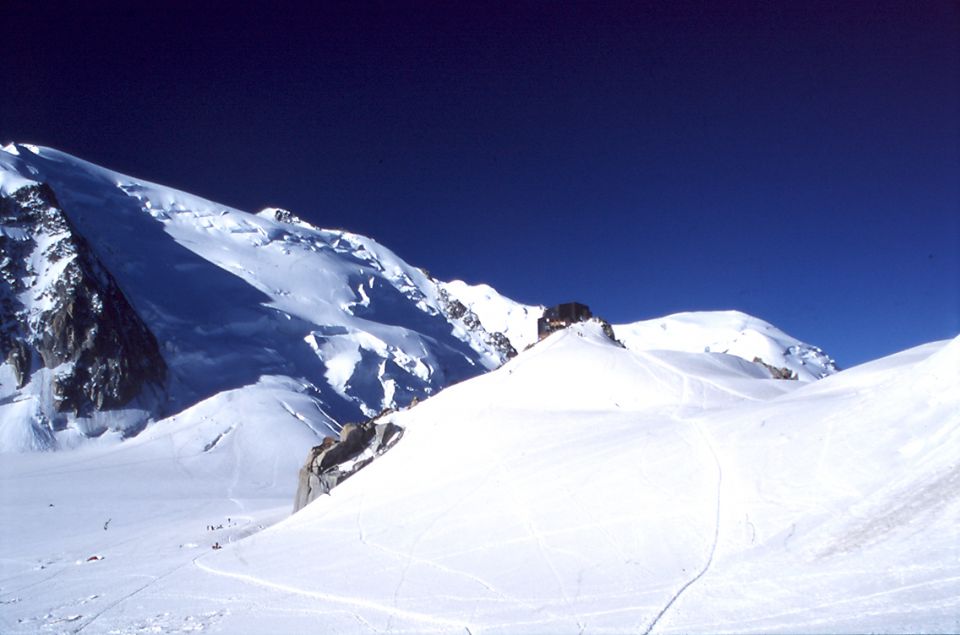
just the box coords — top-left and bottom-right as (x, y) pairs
(2, 325), (956, 633)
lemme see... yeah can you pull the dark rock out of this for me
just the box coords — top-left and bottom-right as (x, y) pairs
(752, 357), (798, 380)
(0, 183), (166, 416)
(293, 417), (405, 513)
(5, 340), (31, 388)
(596, 318), (625, 348)
(437, 288), (517, 361)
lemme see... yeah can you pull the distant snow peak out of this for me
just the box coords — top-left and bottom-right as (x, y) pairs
(614, 310), (838, 382)
(440, 279), (544, 352)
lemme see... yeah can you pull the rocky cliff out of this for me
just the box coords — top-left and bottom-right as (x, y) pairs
(293, 415), (404, 512)
(0, 183), (166, 437)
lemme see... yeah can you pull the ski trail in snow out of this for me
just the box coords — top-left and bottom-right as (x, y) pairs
(386, 471), (499, 630)
(363, 534), (514, 603)
(501, 461), (584, 630)
(193, 558), (472, 630)
(72, 555), (201, 634)
(641, 420), (723, 635)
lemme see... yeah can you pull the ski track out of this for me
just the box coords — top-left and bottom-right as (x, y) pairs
(638, 350), (762, 405)
(352, 477), (524, 616)
(500, 460), (581, 629)
(72, 555), (203, 633)
(386, 471), (496, 631)
(641, 417), (724, 635)
(193, 558), (473, 631)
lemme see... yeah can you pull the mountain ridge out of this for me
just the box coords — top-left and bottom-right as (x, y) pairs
(2, 143), (835, 453)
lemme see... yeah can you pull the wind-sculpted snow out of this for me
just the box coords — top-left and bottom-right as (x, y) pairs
(0, 144), (513, 450)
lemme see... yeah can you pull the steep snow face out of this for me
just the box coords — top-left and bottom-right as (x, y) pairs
(0, 145), (516, 450)
(615, 310), (838, 381)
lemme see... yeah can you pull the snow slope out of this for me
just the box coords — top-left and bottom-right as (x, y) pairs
(3, 324), (953, 633)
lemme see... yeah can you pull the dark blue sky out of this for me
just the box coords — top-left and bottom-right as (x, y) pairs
(7, 1), (959, 367)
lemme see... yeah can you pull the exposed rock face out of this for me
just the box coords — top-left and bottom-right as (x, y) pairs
(595, 317), (625, 347)
(0, 183), (166, 417)
(258, 206), (314, 229)
(293, 417), (404, 512)
(438, 288), (517, 360)
(753, 357), (798, 380)
(785, 344), (839, 377)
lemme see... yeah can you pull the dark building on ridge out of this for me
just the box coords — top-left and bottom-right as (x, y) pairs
(537, 302), (592, 340)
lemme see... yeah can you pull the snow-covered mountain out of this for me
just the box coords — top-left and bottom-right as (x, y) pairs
(1, 144), (839, 454)
(614, 310), (837, 381)
(0, 144), (519, 451)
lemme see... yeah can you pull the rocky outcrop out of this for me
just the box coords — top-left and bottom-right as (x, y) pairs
(293, 417), (404, 512)
(438, 288), (517, 360)
(785, 344), (839, 378)
(753, 357), (798, 380)
(0, 183), (166, 417)
(595, 317), (625, 347)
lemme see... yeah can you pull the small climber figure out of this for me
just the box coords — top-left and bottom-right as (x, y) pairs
(212, 542), (222, 550)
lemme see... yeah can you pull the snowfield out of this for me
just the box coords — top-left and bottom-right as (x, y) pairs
(2, 324), (956, 633)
